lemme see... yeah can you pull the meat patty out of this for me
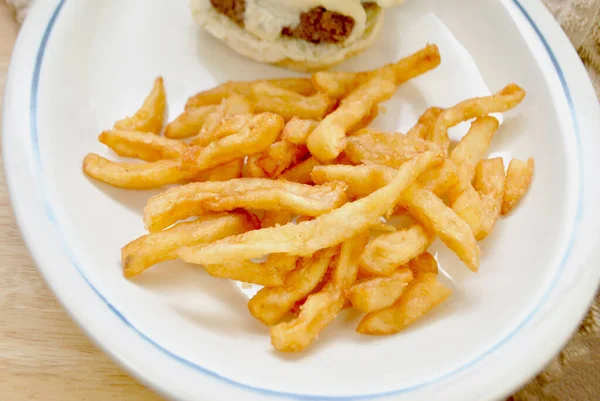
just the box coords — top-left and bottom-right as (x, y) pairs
(211, 0), (246, 26)
(281, 6), (355, 44)
(210, 0), (359, 44)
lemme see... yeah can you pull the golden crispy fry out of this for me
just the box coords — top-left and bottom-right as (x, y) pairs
(98, 130), (187, 162)
(360, 225), (433, 276)
(324, 231), (371, 291)
(312, 44), (441, 98)
(242, 154), (268, 178)
(280, 157), (320, 184)
(114, 77), (166, 134)
(255, 141), (309, 178)
(270, 289), (344, 352)
(350, 105), (381, 133)
(440, 84), (525, 132)
(357, 272), (452, 335)
(417, 160), (460, 197)
(261, 211), (293, 228)
(191, 94), (254, 146)
(281, 117), (319, 145)
(83, 153), (197, 189)
(191, 114), (254, 147)
(177, 151), (442, 264)
(248, 249), (335, 325)
(431, 84), (525, 153)
(450, 188), (483, 236)
(370, 223), (397, 232)
(265, 253), (299, 277)
(406, 107), (444, 139)
(194, 159), (244, 182)
(307, 77), (397, 162)
(347, 268), (414, 313)
(144, 179), (348, 232)
(501, 158), (534, 215)
(401, 184), (480, 272)
(449, 116), (500, 201)
(312, 162), (457, 199)
(446, 117), (500, 234)
(312, 164), (393, 198)
(250, 81), (334, 121)
(203, 260), (283, 286)
(474, 158), (505, 240)
(164, 105), (218, 139)
(408, 252), (439, 276)
(182, 113), (284, 172)
(122, 212), (257, 278)
(344, 130), (440, 168)
(186, 78), (316, 109)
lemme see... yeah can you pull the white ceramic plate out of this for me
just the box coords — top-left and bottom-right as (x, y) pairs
(3, 1), (600, 400)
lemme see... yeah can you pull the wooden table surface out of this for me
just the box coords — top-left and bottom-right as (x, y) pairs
(0, 4), (163, 400)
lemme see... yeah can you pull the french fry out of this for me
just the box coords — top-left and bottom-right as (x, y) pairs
(255, 141), (309, 178)
(474, 158), (505, 240)
(430, 84), (525, 153)
(250, 81), (334, 121)
(360, 225), (433, 276)
(164, 105), (218, 139)
(182, 113), (284, 172)
(325, 231), (371, 291)
(447, 116), (500, 234)
(400, 184), (480, 272)
(194, 159), (244, 182)
(501, 158), (534, 215)
(143, 179), (348, 232)
(406, 107), (444, 139)
(269, 232), (368, 351)
(357, 272), (452, 335)
(307, 77), (397, 162)
(312, 44), (441, 98)
(191, 94), (254, 146)
(122, 212), (257, 277)
(242, 154), (268, 178)
(261, 211), (293, 228)
(191, 113), (253, 147)
(98, 129), (187, 162)
(312, 164), (393, 198)
(248, 248), (335, 325)
(186, 78), (316, 109)
(280, 157), (321, 184)
(203, 260), (283, 286)
(83, 153), (197, 189)
(265, 253), (299, 277)
(346, 268), (414, 313)
(114, 77), (166, 134)
(417, 159), (460, 197)
(408, 252), (439, 276)
(281, 117), (319, 145)
(311, 161), (458, 199)
(449, 116), (500, 201)
(177, 151), (442, 264)
(344, 130), (440, 168)
(270, 289), (345, 352)
(451, 188), (483, 236)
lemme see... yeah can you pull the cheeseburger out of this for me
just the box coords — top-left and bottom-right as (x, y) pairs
(189, 0), (406, 71)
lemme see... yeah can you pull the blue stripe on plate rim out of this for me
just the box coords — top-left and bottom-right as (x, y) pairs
(27, 0), (584, 399)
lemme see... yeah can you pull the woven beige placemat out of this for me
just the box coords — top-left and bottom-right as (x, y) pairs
(4, 0), (600, 400)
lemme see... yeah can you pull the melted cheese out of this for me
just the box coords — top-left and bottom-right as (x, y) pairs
(362, 0), (405, 7)
(244, 0), (367, 44)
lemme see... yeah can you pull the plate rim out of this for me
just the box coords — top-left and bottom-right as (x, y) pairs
(3, 1), (600, 400)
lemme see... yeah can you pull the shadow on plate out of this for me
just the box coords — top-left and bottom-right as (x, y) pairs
(85, 176), (164, 216)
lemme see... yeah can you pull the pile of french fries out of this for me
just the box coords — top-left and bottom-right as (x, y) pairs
(83, 44), (534, 352)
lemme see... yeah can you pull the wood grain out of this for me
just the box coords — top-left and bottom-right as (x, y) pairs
(0, 4), (163, 400)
